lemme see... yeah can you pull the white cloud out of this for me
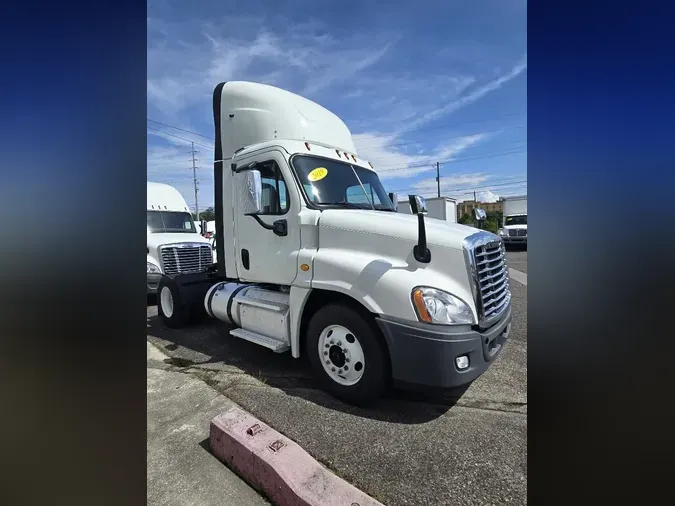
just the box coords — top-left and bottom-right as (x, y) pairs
(393, 54), (527, 136)
(147, 18), (395, 117)
(147, 14), (525, 199)
(353, 132), (488, 180)
(476, 190), (500, 203)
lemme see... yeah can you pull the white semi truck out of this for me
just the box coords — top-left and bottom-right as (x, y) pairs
(397, 196), (457, 223)
(156, 81), (512, 405)
(499, 195), (527, 248)
(147, 182), (213, 294)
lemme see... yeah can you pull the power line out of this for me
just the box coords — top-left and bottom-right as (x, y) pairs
(147, 147), (525, 183)
(147, 126), (213, 149)
(376, 144), (526, 174)
(147, 159), (195, 168)
(146, 112), (525, 152)
(391, 179), (528, 196)
(147, 119), (215, 140)
(362, 126), (526, 163)
(147, 150), (196, 162)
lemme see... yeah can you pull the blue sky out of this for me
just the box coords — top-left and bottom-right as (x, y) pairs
(147, 0), (526, 211)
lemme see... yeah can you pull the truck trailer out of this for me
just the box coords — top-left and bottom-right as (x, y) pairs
(156, 81), (512, 405)
(397, 196), (457, 223)
(499, 195), (527, 248)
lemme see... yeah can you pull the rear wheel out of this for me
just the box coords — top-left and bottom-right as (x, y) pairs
(306, 304), (389, 405)
(157, 276), (192, 328)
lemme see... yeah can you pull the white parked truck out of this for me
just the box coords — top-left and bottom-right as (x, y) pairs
(156, 81), (512, 405)
(147, 182), (213, 294)
(396, 196), (457, 223)
(499, 195), (527, 248)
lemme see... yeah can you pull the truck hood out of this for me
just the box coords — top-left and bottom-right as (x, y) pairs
(318, 209), (480, 250)
(147, 232), (210, 249)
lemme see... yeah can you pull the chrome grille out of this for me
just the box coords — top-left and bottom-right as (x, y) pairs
(508, 229), (526, 237)
(464, 233), (511, 326)
(159, 244), (213, 275)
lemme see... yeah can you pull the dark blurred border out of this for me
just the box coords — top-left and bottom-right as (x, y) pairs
(1, 1), (674, 505)
(528, 1), (674, 504)
(0, 2), (147, 506)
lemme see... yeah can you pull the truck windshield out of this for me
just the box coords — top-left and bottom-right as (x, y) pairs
(147, 210), (197, 233)
(505, 215), (527, 226)
(291, 155), (395, 211)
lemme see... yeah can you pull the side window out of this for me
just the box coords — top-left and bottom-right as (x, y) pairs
(346, 183), (382, 205)
(258, 160), (289, 215)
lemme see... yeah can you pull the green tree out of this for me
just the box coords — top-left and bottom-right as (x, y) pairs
(458, 213), (474, 225)
(192, 207), (216, 222)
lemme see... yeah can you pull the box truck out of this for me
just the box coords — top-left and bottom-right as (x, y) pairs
(397, 196), (457, 223)
(147, 182), (213, 294)
(499, 195), (527, 248)
(155, 81), (512, 405)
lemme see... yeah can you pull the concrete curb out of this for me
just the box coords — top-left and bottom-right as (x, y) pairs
(210, 407), (384, 506)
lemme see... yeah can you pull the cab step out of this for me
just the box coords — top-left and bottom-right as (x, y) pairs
(229, 328), (290, 353)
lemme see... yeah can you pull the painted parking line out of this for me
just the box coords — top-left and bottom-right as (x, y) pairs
(509, 268), (527, 286)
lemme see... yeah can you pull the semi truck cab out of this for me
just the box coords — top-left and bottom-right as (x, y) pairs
(156, 81), (512, 405)
(147, 182), (213, 294)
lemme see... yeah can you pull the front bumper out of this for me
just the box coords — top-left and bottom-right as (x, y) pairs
(376, 305), (512, 390)
(147, 272), (162, 294)
(502, 235), (527, 244)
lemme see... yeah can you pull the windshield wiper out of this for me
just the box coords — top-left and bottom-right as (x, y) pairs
(320, 201), (364, 209)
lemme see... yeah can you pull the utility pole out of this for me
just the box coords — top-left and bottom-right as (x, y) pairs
(473, 190), (477, 203)
(191, 142), (199, 221)
(436, 161), (440, 198)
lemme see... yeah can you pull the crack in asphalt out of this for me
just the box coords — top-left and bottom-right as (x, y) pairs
(147, 361), (527, 415)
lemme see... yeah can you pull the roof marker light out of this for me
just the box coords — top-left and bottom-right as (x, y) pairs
(335, 150), (341, 157)
(305, 142), (311, 151)
(369, 162), (374, 169)
(351, 154), (357, 162)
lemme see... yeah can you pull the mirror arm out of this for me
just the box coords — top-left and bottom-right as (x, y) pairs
(245, 213), (274, 231)
(413, 214), (431, 263)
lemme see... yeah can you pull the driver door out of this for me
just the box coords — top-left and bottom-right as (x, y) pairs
(233, 151), (301, 285)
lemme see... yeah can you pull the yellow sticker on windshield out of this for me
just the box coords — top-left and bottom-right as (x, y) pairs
(307, 167), (328, 182)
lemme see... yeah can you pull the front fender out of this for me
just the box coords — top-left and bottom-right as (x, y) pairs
(310, 248), (477, 323)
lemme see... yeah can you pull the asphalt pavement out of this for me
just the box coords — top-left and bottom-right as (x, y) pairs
(506, 248), (528, 274)
(147, 252), (527, 505)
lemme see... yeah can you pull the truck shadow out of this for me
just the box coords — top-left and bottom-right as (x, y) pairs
(146, 314), (469, 424)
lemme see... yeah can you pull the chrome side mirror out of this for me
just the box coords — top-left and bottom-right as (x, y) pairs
(242, 169), (263, 215)
(473, 207), (487, 221)
(408, 194), (427, 215)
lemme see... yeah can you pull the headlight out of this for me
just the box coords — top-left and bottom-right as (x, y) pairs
(147, 262), (161, 274)
(411, 287), (474, 325)
(498, 228), (507, 236)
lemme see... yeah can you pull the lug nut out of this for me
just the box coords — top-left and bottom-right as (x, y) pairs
(331, 367), (336, 372)
(325, 360), (330, 365)
(330, 340), (334, 344)
(338, 369), (343, 374)
(344, 365), (349, 370)
(323, 351), (328, 356)
(337, 341), (342, 346)
(325, 343), (329, 348)
(345, 358), (350, 363)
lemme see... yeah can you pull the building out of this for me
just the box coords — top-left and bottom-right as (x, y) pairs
(457, 199), (504, 220)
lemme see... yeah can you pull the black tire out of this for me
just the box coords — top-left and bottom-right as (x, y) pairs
(305, 303), (389, 406)
(157, 276), (192, 329)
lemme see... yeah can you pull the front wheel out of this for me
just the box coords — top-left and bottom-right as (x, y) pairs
(306, 304), (389, 406)
(157, 276), (192, 328)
